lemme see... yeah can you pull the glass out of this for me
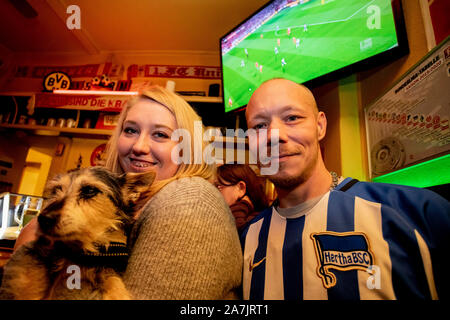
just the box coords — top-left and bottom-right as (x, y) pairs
(214, 182), (235, 191)
(0, 193), (43, 240)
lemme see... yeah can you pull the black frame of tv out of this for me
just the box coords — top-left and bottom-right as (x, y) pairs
(219, 0), (410, 113)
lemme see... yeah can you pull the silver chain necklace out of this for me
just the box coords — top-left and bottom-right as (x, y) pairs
(330, 171), (339, 190)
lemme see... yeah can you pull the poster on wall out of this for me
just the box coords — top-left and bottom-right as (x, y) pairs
(365, 37), (450, 178)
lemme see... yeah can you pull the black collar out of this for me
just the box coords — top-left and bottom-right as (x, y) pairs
(73, 242), (129, 273)
(36, 238), (130, 273)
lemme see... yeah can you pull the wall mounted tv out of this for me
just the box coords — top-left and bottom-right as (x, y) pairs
(220, 0), (409, 113)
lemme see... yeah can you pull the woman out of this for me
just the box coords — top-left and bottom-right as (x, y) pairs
(104, 86), (242, 299)
(215, 164), (269, 232)
(13, 86), (243, 300)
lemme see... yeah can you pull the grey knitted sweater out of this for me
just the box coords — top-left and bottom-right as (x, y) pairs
(123, 176), (243, 299)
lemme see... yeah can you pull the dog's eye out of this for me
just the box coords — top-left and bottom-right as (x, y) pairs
(49, 185), (63, 196)
(79, 185), (101, 200)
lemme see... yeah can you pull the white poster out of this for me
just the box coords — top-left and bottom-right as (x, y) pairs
(365, 37), (450, 178)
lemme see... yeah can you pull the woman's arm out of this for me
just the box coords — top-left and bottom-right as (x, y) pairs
(123, 177), (243, 299)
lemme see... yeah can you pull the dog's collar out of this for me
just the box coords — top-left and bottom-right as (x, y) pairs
(78, 242), (129, 273)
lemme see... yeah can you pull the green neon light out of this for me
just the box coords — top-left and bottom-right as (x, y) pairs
(372, 154), (450, 188)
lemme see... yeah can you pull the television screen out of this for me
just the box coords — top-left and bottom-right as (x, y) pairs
(220, 0), (408, 112)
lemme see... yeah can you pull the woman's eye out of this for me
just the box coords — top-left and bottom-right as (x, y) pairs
(154, 131), (169, 139)
(123, 127), (138, 135)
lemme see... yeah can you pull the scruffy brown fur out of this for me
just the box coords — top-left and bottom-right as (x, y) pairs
(0, 167), (155, 300)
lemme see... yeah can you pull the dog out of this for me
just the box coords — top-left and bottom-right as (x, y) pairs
(0, 166), (155, 300)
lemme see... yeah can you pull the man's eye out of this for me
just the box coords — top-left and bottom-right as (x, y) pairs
(253, 123), (267, 130)
(79, 185), (101, 200)
(286, 115), (300, 122)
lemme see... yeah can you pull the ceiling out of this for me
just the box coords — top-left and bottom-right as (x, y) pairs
(0, 0), (269, 54)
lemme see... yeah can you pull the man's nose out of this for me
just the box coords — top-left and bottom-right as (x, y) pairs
(267, 119), (287, 145)
(132, 134), (151, 154)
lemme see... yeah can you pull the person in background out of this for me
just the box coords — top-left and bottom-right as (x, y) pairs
(12, 86), (243, 300)
(242, 78), (450, 300)
(216, 164), (269, 233)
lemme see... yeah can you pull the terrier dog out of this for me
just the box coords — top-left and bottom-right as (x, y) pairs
(0, 167), (155, 300)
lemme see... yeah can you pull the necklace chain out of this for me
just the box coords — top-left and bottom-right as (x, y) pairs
(330, 171), (339, 190)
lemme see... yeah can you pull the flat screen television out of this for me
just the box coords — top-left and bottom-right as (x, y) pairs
(220, 0), (409, 113)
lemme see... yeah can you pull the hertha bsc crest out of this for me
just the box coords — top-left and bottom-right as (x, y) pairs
(311, 232), (375, 289)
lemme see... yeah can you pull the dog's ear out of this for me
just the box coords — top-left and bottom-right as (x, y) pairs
(119, 171), (156, 210)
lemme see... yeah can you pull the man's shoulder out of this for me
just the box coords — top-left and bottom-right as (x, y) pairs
(337, 177), (446, 202)
(335, 177), (449, 226)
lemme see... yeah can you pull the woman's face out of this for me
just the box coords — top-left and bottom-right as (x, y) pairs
(117, 98), (179, 180)
(216, 180), (246, 206)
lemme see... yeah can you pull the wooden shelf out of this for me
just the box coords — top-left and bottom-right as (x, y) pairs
(0, 91), (224, 138)
(0, 123), (113, 138)
(0, 91), (223, 104)
(181, 96), (222, 103)
(35, 106), (123, 112)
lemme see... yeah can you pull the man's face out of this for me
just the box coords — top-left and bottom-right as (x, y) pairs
(246, 79), (326, 189)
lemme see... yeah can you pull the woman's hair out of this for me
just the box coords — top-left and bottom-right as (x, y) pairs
(104, 85), (215, 194)
(217, 164), (269, 211)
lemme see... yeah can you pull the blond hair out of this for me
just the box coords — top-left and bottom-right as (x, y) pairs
(104, 85), (215, 194)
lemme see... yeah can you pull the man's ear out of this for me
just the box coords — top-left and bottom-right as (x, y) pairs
(119, 171), (156, 209)
(317, 111), (327, 141)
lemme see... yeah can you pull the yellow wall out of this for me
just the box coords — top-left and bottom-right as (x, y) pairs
(65, 137), (109, 170)
(0, 131), (108, 195)
(338, 75), (366, 181)
(18, 148), (52, 196)
(312, 82), (341, 175)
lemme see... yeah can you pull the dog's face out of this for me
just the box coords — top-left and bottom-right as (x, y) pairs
(37, 167), (155, 251)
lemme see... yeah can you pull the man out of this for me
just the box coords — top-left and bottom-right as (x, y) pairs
(242, 78), (449, 300)
(281, 58), (287, 72)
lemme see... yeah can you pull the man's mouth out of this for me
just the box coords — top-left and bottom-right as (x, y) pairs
(274, 152), (300, 161)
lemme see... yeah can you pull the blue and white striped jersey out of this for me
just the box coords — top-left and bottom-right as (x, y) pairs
(240, 178), (450, 300)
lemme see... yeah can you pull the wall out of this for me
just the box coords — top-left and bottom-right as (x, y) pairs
(359, 0), (430, 107)
(356, 0), (432, 179)
(0, 132), (29, 193)
(312, 0), (433, 180)
(312, 81), (341, 175)
(65, 137), (108, 170)
(0, 50), (221, 95)
(18, 148), (52, 196)
(0, 49), (221, 192)
(0, 0), (439, 188)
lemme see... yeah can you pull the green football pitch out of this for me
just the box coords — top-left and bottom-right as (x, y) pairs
(221, 0), (398, 112)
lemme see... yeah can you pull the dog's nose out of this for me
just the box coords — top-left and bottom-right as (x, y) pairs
(38, 213), (59, 232)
